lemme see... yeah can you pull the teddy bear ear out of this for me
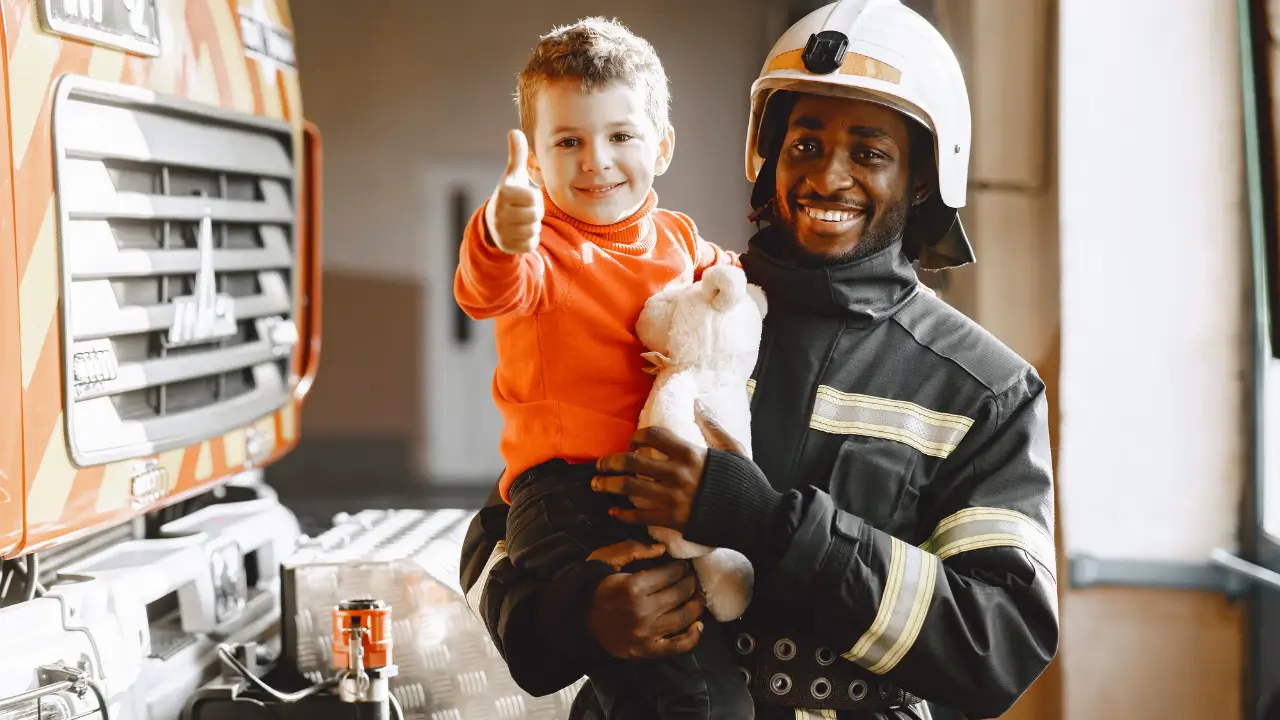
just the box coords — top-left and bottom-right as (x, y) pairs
(746, 283), (768, 318)
(703, 265), (747, 312)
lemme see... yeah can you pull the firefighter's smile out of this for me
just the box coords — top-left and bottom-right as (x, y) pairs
(796, 200), (866, 234)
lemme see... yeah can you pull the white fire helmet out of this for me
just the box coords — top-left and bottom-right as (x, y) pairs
(746, 0), (975, 269)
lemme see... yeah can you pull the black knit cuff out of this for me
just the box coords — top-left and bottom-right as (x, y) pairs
(684, 449), (787, 567)
(537, 560), (615, 664)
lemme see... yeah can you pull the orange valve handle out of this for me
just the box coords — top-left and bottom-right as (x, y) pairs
(331, 598), (392, 671)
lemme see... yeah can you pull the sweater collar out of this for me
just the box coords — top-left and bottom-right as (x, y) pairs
(543, 188), (658, 254)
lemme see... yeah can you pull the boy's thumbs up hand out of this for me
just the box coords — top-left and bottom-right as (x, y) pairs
(503, 128), (532, 186)
(484, 129), (543, 255)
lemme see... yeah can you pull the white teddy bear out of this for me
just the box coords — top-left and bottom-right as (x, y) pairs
(633, 263), (768, 622)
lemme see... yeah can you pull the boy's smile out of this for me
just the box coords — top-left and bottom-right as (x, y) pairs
(527, 79), (674, 226)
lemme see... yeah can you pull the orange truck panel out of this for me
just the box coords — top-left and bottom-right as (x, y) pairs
(0, 0), (318, 557)
(0, 5), (20, 556)
(299, 120), (323, 397)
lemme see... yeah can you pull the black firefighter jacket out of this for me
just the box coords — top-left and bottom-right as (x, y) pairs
(459, 226), (1060, 719)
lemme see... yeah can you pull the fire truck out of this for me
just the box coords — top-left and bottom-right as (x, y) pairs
(0, 3), (571, 718)
(0, 0), (343, 717)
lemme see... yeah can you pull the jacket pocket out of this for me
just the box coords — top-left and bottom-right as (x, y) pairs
(827, 436), (921, 534)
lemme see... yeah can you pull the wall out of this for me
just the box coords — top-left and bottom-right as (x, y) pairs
(286, 0), (777, 489)
(930, 2), (1253, 717)
(928, 1), (1062, 717)
(1058, 1), (1250, 718)
(1059, 0), (1249, 567)
(1263, 0), (1280, 556)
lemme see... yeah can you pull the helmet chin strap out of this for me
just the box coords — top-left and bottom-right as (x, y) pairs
(747, 201), (775, 227)
(747, 149), (780, 228)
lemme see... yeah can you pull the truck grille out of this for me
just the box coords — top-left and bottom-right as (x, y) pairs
(52, 78), (300, 468)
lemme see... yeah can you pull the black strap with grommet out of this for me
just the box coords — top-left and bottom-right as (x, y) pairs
(728, 621), (923, 712)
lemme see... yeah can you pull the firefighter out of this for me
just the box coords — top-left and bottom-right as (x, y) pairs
(460, 1), (1059, 718)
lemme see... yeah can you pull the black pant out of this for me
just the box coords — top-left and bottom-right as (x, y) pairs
(506, 459), (754, 720)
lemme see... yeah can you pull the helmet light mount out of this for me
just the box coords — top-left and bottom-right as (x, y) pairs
(802, 30), (850, 75)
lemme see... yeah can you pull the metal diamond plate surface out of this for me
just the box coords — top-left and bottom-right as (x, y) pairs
(281, 508), (587, 720)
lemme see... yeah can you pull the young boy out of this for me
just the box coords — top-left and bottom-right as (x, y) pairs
(454, 16), (754, 720)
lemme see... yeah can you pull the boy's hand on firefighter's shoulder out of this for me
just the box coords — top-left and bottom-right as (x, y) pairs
(586, 542), (705, 660)
(484, 129), (543, 254)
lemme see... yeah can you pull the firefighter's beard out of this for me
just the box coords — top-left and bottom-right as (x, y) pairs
(779, 188), (911, 268)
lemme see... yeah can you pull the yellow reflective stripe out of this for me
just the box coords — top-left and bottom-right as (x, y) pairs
(922, 507), (1056, 578)
(465, 540), (508, 619)
(810, 386), (973, 459)
(766, 47), (903, 84)
(810, 415), (957, 456)
(818, 387), (974, 428)
(794, 711), (838, 720)
(747, 378), (757, 401)
(843, 537), (939, 675)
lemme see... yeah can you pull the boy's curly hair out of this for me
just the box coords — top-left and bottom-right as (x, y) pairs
(517, 17), (670, 139)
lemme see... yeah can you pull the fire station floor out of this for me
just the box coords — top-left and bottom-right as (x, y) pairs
(263, 435), (492, 537)
(276, 489), (491, 537)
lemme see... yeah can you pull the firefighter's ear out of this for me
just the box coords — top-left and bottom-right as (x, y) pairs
(911, 174), (934, 207)
(910, 146), (935, 208)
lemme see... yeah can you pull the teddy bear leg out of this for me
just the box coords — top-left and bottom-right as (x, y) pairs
(692, 547), (754, 622)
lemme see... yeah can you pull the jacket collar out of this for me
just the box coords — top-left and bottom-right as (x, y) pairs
(740, 224), (920, 324)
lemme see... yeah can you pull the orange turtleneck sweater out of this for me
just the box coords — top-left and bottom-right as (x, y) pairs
(454, 189), (738, 502)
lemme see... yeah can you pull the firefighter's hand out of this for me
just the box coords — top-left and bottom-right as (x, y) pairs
(587, 539), (667, 571)
(484, 129), (543, 254)
(694, 401), (748, 454)
(588, 552), (705, 660)
(592, 402), (745, 532)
